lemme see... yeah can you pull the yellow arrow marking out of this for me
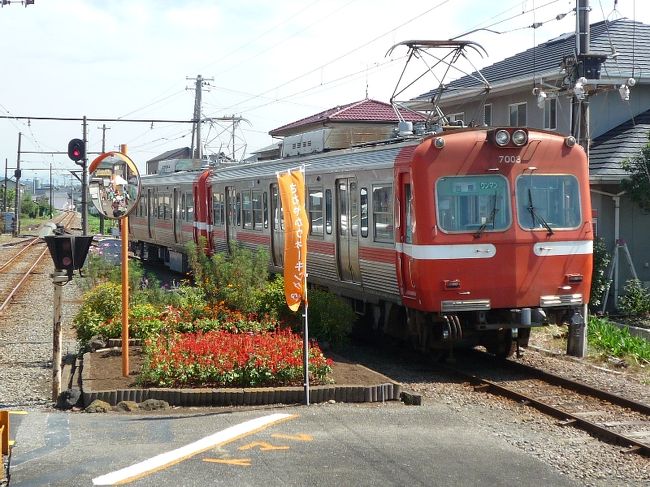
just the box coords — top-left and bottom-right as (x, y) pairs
(203, 458), (251, 466)
(271, 433), (313, 442)
(238, 441), (290, 452)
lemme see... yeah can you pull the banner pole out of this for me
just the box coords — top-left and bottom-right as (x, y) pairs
(303, 286), (310, 406)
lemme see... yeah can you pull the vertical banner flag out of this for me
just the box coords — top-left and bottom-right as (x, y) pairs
(277, 168), (309, 311)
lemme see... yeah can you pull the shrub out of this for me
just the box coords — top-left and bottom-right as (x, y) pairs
(256, 274), (301, 326)
(589, 237), (611, 311)
(305, 289), (356, 347)
(73, 282), (122, 343)
(618, 279), (650, 317)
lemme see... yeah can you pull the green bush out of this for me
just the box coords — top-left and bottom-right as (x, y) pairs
(256, 274), (301, 326)
(589, 237), (611, 311)
(305, 288), (356, 347)
(618, 279), (650, 317)
(73, 282), (122, 343)
(187, 240), (270, 312)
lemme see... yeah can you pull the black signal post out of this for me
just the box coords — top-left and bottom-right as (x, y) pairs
(67, 138), (85, 164)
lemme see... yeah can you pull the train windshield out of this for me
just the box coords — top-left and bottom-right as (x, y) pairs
(516, 174), (581, 230)
(436, 175), (510, 233)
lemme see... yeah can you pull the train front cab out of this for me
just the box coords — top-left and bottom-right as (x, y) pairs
(394, 127), (593, 357)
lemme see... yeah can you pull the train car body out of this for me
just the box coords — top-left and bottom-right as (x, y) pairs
(130, 127), (593, 356)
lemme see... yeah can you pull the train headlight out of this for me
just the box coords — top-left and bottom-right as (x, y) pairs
(512, 129), (528, 146)
(434, 137), (445, 149)
(565, 136), (577, 147)
(494, 129), (510, 146)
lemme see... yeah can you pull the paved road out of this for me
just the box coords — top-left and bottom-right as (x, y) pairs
(7, 402), (575, 487)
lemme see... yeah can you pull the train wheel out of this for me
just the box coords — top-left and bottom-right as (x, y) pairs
(486, 329), (517, 359)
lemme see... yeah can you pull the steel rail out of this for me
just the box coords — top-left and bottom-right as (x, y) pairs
(439, 355), (650, 457)
(0, 238), (42, 272)
(0, 247), (49, 313)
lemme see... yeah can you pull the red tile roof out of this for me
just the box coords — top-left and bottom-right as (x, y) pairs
(269, 99), (426, 136)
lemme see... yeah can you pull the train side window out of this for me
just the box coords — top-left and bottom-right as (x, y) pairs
(404, 184), (413, 244)
(263, 192), (268, 229)
(142, 194), (148, 217)
(212, 192), (224, 225)
(185, 193), (194, 222)
(236, 192), (242, 226)
(271, 184), (284, 231)
(180, 193), (186, 221)
(243, 190), (253, 229)
(325, 189), (332, 234)
(436, 175), (510, 233)
(349, 181), (359, 237)
(360, 187), (368, 238)
(372, 184), (393, 243)
(252, 190), (263, 230)
(308, 187), (323, 236)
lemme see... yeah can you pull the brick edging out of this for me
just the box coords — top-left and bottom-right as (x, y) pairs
(81, 352), (402, 407)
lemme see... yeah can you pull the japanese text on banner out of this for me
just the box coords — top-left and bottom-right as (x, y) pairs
(277, 169), (309, 311)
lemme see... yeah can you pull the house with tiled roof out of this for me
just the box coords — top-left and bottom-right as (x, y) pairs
(269, 98), (427, 157)
(412, 17), (650, 304)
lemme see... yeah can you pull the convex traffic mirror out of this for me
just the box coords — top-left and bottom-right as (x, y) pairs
(89, 152), (141, 219)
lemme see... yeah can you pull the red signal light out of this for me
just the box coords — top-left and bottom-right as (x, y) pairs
(67, 138), (85, 164)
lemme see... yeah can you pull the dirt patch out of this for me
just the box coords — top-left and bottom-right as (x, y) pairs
(82, 347), (397, 392)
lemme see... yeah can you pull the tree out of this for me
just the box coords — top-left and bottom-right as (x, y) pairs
(0, 186), (16, 211)
(621, 134), (650, 213)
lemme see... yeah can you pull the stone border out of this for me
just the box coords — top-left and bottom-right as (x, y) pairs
(80, 352), (402, 407)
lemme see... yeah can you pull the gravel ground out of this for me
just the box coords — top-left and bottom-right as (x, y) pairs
(1, 228), (649, 485)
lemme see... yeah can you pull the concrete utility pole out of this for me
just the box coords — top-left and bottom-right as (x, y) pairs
(187, 74), (213, 161)
(575, 0), (591, 156)
(3, 157), (7, 213)
(49, 163), (53, 218)
(97, 123), (111, 234)
(13, 132), (22, 237)
(82, 116), (88, 235)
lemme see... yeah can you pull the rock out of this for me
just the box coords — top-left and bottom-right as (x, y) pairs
(400, 391), (422, 406)
(115, 401), (139, 412)
(56, 388), (82, 410)
(139, 399), (170, 411)
(88, 336), (106, 352)
(85, 399), (112, 413)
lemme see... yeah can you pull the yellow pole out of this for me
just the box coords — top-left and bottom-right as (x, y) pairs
(120, 144), (130, 377)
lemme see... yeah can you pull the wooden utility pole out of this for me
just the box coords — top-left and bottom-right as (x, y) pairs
(120, 144), (130, 377)
(51, 269), (68, 401)
(81, 116), (88, 235)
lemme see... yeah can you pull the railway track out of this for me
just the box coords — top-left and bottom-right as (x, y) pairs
(0, 212), (77, 314)
(441, 350), (650, 457)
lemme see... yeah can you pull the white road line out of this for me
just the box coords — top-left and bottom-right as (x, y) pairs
(92, 413), (295, 485)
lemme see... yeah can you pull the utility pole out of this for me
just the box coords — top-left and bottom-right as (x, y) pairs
(575, 0), (590, 156)
(49, 163), (53, 218)
(97, 123), (110, 235)
(13, 132), (22, 237)
(82, 116), (88, 235)
(187, 74), (213, 161)
(3, 157), (7, 213)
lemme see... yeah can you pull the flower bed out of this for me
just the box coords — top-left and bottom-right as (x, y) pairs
(139, 328), (332, 388)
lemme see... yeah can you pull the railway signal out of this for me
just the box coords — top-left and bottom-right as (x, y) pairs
(67, 138), (85, 164)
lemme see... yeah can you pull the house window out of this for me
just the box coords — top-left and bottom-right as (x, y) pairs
(483, 104), (492, 126)
(509, 102), (527, 126)
(447, 112), (465, 124)
(544, 98), (557, 130)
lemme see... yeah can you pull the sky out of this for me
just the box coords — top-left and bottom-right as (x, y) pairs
(1, 0), (649, 184)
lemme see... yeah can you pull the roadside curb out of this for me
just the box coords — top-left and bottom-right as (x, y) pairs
(79, 351), (403, 407)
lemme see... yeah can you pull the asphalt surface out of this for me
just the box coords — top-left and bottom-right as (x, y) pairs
(7, 402), (576, 487)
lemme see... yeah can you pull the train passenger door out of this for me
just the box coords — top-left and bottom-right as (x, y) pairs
(173, 189), (181, 244)
(147, 188), (153, 239)
(398, 173), (416, 297)
(270, 183), (284, 267)
(336, 177), (361, 283)
(225, 186), (237, 251)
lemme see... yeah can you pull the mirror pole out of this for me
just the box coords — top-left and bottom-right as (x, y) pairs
(120, 144), (130, 378)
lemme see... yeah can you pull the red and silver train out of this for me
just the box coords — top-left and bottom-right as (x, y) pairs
(129, 126), (593, 356)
